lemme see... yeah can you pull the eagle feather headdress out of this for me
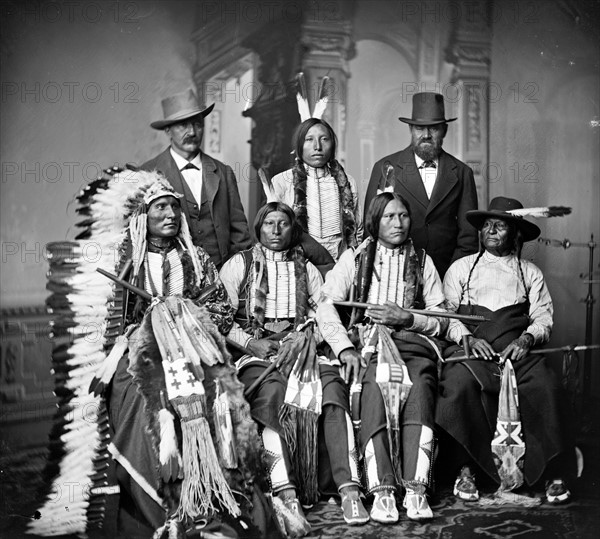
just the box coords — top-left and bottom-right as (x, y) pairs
(28, 166), (161, 537)
(29, 168), (265, 537)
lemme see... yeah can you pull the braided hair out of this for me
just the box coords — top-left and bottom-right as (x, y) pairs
(465, 221), (529, 304)
(349, 192), (413, 326)
(291, 118), (357, 248)
(250, 202), (308, 336)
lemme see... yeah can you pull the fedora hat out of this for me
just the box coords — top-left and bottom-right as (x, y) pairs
(150, 89), (215, 130)
(466, 197), (541, 242)
(399, 92), (457, 126)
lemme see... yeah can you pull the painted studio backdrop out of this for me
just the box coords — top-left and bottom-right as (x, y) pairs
(1, 0), (599, 462)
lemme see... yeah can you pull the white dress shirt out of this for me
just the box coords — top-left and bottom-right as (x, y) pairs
(443, 251), (554, 345)
(414, 153), (438, 199)
(170, 148), (203, 204)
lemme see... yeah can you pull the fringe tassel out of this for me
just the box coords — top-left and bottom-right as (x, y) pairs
(479, 490), (542, 507)
(294, 408), (320, 504)
(278, 403), (320, 505)
(278, 404), (297, 457)
(173, 397), (241, 520)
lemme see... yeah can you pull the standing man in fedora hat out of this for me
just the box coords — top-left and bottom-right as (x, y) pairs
(142, 89), (251, 269)
(364, 92), (479, 277)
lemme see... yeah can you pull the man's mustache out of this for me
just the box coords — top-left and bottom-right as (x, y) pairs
(183, 136), (198, 144)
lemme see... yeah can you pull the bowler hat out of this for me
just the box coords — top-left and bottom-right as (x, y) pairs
(399, 92), (457, 126)
(150, 89), (215, 130)
(466, 197), (541, 242)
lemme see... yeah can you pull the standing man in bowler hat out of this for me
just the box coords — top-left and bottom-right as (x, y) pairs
(364, 92), (478, 277)
(142, 89), (251, 269)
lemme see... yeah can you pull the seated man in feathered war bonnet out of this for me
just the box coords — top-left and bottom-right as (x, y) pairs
(33, 169), (279, 539)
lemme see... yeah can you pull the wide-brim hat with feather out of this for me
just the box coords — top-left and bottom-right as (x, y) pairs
(399, 92), (457, 125)
(151, 89), (215, 130)
(466, 196), (572, 242)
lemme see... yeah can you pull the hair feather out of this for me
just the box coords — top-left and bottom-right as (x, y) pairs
(507, 206), (572, 218)
(296, 72), (311, 122)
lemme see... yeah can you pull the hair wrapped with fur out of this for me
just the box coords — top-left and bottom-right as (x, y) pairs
(291, 118), (357, 250)
(250, 202), (309, 337)
(349, 192), (422, 327)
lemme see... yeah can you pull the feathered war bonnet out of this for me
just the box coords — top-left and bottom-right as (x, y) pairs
(113, 170), (205, 283)
(28, 168), (188, 537)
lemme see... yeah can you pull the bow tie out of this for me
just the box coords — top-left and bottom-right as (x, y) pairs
(420, 160), (436, 169)
(181, 162), (199, 171)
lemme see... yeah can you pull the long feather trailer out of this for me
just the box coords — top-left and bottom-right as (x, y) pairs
(28, 168), (168, 538)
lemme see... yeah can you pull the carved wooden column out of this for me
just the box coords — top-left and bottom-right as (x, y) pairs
(299, 2), (355, 163)
(241, 25), (303, 219)
(446, 0), (492, 207)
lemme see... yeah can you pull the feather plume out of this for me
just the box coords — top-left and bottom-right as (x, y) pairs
(258, 168), (276, 203)
(311, 76), (330, 120)
(158, 407), (183, 482)
(295, 72), (311, 122)
(29, 169), (171, 538)
(89, 327), (133, 396)
(377, 160), (395, 194)
(507, 206), (572, 218)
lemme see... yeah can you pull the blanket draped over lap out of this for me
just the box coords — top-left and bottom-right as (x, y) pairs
(436, 303), (573, 486)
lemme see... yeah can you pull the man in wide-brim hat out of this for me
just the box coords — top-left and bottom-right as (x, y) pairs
(436, 196), (575, 505)
(364, 91), (479, 278)
(142, 89), (251, 269)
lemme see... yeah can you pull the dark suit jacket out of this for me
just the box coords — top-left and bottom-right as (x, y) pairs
(365, 147), (479, 277)
(142, 148), (251, 269)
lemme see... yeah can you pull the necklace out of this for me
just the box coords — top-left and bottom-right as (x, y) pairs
(148, 239), (173, 251)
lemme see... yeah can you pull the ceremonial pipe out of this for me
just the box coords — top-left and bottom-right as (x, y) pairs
(332, 300), (489, 322)
(443, 344), (600, 363)
(97, 267), (152, 300)
(96, 268), (252, 356)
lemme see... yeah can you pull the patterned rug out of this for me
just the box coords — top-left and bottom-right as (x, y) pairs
(304, 488), (596, 539)
(1, 445), (598, 538)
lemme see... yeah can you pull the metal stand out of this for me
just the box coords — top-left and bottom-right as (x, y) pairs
(538, 234), (598, 409)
